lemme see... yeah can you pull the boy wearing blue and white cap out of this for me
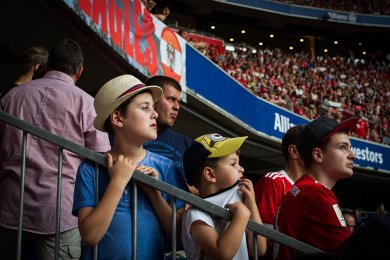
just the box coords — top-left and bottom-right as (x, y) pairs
(181, 133), (266, 260)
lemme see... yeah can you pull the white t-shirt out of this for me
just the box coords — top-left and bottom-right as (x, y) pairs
(182, 183), (249, 260)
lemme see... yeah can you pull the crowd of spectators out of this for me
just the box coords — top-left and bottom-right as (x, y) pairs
(198, 42), (390, 145)
(275, 0), (390, 15)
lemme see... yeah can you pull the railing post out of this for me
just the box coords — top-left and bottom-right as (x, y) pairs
(252, 232), (258, 260)
(132, 182), (137, 260)
(16, 131), (28, 260)
(54, 147), (63, 260)
(93, 163), (100, 260)
(171, 198), (177, 259)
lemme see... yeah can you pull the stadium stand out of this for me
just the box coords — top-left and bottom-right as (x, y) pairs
(275, 0), (390, 15)
(172, 22), (390, 145)
(205, 44), (390, 144)
(161, 0), (390, 145)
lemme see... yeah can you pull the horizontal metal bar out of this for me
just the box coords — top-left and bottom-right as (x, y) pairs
(0, 110), (323, 255)
(134, 173), (323, 254)
(0, 110), (106, 166)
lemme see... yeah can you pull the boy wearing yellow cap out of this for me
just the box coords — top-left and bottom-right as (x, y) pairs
(181, 133), (266, 259)
(72, 75), (189, 259)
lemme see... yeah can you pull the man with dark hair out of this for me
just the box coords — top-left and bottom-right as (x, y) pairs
(273, 116), (358, 260)
(0, 39), (110, 259)
(254, 125), (305, 260)
(1, 46), (48, 99)
(143, 75), (193, 259)
(143, 76), (193, 188)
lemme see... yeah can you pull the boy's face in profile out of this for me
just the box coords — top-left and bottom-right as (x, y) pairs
(120, 92), (158, 144)
(320, 132), (355, 181)
(212, 152), (244, 190)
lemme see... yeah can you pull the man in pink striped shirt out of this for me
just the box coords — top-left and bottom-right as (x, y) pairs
(0, 39), (110, 259)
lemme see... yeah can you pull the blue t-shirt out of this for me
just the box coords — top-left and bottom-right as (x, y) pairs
(144, 128), (192, 179)
(72, 151), (188, 260)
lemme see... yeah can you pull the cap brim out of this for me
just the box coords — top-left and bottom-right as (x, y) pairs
(209, 136), (248, 158)
(322, 117), (359, 143)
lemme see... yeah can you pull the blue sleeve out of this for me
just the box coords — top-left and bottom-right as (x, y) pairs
(72, 161), (97, 216)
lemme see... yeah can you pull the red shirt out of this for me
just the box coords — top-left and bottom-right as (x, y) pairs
(353, 118), (368, 139)
(274, 175), (351, 260)
(255, 170), (294, 228)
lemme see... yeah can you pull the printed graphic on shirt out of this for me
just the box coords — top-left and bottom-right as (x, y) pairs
(145, 141), (183, 169)
(290, 185), (300, 197)
(333, 204), (346, 226)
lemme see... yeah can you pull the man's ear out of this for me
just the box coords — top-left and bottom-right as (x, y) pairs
(288, 144), (300, 160)
(203, 166), (216, 184)
(33, 64), (40, 72)
(110, 110), (123, 129)
(74, 67), (84, 81)
(312, 147), (323, 163)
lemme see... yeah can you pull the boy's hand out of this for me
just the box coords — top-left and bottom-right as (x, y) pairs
(225, 201), (250, 219)
(107, 153), (136, 187)
(136, 165), (158, 178)
(239, 178), (257, 209)
(136, 165), (159, 196)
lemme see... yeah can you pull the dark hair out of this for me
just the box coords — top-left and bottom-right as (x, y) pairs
(19, 46), (49, 75)
(103, 89), (151, 136)
(47, 39), (83, 75)
(282, 125), (304, 162)
(145, 75), (182, 92)
(188, 157), (219, 189)
(178, 29), (189, 38)
(187, 150), (241, 189)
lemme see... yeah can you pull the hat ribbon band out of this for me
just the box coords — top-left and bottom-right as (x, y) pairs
(117, 83), (146, 99)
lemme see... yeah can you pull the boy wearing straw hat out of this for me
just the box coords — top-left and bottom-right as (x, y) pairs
(181, 133), (266, 259)
(72, 75), (189, 259)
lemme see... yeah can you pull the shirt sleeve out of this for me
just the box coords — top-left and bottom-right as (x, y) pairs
(82, 100), (111, 152)
(255, 176), (282, 227)
(183, 208), (214, 239)
(72, 161), (97, 216)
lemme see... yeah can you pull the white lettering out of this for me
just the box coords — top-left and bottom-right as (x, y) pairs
(352, 147), (384, 165)
(274, 113), (295, 134)
(328, 12), (348, 21)
(274, 113), (282, 132)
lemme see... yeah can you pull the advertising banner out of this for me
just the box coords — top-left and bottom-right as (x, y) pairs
(62, 0), (187, 93)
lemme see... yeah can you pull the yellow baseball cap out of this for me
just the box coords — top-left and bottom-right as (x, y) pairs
(183, 133), (248, 186)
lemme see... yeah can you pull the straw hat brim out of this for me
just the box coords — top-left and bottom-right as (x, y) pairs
(94, 85), (162, 132)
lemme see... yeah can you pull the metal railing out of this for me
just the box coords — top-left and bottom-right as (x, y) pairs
(0, 110), (323, 259)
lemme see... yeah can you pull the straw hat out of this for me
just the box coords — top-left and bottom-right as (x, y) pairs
(94, 75), (162, 132)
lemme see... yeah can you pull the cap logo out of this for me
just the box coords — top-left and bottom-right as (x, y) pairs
(117, 83), (146, 99)
(207, 133), (227, 147)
